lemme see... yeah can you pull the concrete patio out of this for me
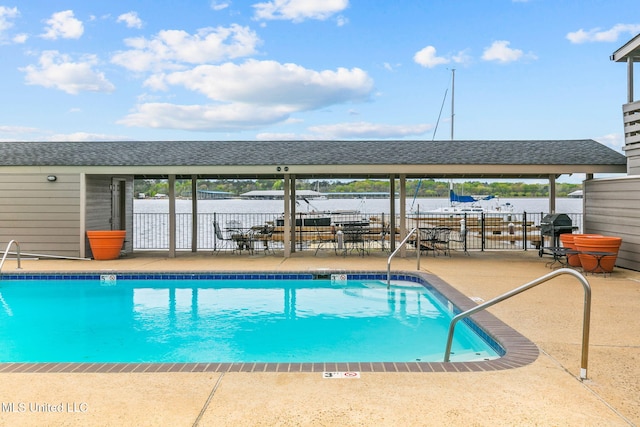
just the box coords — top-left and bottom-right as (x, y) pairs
(0, 250), (638, 426)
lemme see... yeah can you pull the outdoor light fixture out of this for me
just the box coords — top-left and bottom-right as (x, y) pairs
(47, 175), (57, 182)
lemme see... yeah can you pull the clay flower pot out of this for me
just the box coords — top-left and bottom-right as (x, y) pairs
(574, 235), (622, 274)
(560, 233), (602, 267)
(87, 230), (126, 260)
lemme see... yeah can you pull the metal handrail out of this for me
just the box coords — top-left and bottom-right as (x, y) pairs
(0, 240), (22, 274)
(443, 268), (592, 380)
(387, 227), (420, 287)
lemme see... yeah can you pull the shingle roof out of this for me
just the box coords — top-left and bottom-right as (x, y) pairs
(0, 139), (627, 179)
(0, 139), (626, 165)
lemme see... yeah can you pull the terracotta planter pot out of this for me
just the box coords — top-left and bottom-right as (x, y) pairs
(574, 235), (622, 273)
(560, 233), (602, 267)
(87, 230), (126, 260)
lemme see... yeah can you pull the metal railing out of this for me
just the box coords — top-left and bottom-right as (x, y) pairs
(132, 211), (583, 252)
(387, 228), (420, 286)
(443, 268), (592, 380)
(0, 240), (22, 274)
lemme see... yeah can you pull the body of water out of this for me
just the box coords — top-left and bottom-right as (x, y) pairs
(135, 197), (583, 215)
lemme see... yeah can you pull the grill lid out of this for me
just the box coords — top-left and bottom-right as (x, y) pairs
(540, 213), (573, 235)
(540, 213), (572, 227)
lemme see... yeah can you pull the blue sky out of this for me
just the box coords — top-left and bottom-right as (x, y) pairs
(0, 1), (637, 159)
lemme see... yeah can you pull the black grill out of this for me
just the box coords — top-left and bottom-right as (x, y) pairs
(539, 213), (573, 254)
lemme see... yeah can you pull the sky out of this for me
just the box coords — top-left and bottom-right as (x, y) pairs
(0, 1), (637, 181)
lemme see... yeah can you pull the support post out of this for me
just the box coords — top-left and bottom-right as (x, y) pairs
(191, 175), (198, 252)
(548, 174), (556, 214)
(283, 174), (291, 257)
(290, 175), (297, 253)
(169, 174), (176, 258)
(389, 176), (396, 252)
(399, 175), (407, 258)
(628, 56), (634, 104)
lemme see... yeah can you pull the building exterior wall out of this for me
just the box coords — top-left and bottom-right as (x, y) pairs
(626, 145), (640, 175)
(0, 173), (82, 257)
(584, 177), (640, 271)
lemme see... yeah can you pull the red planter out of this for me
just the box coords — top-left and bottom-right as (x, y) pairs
(574, 235), (622, 274)
(87, 230), (126, 260)
(560, 233), (602, 267)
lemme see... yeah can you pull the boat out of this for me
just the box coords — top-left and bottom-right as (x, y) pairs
(275, 210), (369, 227)
(275, 197), (369, 227)
(411, 184), (516, 216)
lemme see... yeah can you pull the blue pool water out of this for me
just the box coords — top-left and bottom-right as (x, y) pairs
(0, 273), (500, 363)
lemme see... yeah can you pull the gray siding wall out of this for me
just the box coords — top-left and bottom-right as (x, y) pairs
(627, 145), (640, 175)
(584, 177), (640, 271)
(0, 173), (81, 257)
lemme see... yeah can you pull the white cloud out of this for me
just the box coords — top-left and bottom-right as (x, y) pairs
(49, 132), (131, 141)
(13, 33), (27, 43)
(336, 15), (348, 27)
(21, 50), (115, 95)
(256, 132), (313, 140)
(0, 6), (18, 32)
(0, 125), (40, 135)
(414, 46), (449, 68)
(120, 60), (373, 132)
(307, 121), (432, 139)
(117, 12), (143, 29)
(566, 24), (640, 44)
(111, 24), (260, 72)
(41, 10), (84, 40)
(210, 1), (230, 11)
(118, 102), (292, 131)
(149, 59), (373, 110)
(253, 0), (349, 23)
(451, 49), (472, 65)
(482, 40), (526, 63)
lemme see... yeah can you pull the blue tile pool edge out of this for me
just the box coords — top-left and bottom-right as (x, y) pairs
(0, 270), (539, 373)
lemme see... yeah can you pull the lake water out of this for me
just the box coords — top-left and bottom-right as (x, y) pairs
(135, 197), (583, 215)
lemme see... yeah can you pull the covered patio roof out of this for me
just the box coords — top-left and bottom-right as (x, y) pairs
(610, 33), (640, 62)
(0, 139), (627, 179)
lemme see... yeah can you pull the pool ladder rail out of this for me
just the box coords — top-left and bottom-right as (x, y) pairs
(387, 227), (421, 287)
(444, 268), (592, 380)
(0, 240), (22, 274)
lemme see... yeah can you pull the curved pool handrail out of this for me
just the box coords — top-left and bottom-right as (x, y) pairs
(387, 227), (420, 287)
(443, 268), (591, 380)
(0, 240), (22, 274)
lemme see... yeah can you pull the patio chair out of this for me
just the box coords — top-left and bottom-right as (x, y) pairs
(433, 227), (451, 257)
(417, 228), (437, 255)
(448, 228), (469, 255)
(212, 220), (235, 253)
(341, 224), (368, 256)
(313, 225), (335, 255)
(252, 224), (275, 254)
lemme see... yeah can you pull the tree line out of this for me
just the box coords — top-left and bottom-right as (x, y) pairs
(135, 178), (581, 198)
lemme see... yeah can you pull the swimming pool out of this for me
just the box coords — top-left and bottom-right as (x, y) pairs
(0, 271), (538, 373)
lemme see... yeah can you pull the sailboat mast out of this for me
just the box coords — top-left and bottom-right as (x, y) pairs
(450, 68), (455, 140)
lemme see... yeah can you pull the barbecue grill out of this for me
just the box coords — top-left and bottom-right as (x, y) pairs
(539, 213), (573, 256)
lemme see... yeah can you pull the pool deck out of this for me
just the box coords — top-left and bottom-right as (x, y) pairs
(0, 249), (638, 426)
